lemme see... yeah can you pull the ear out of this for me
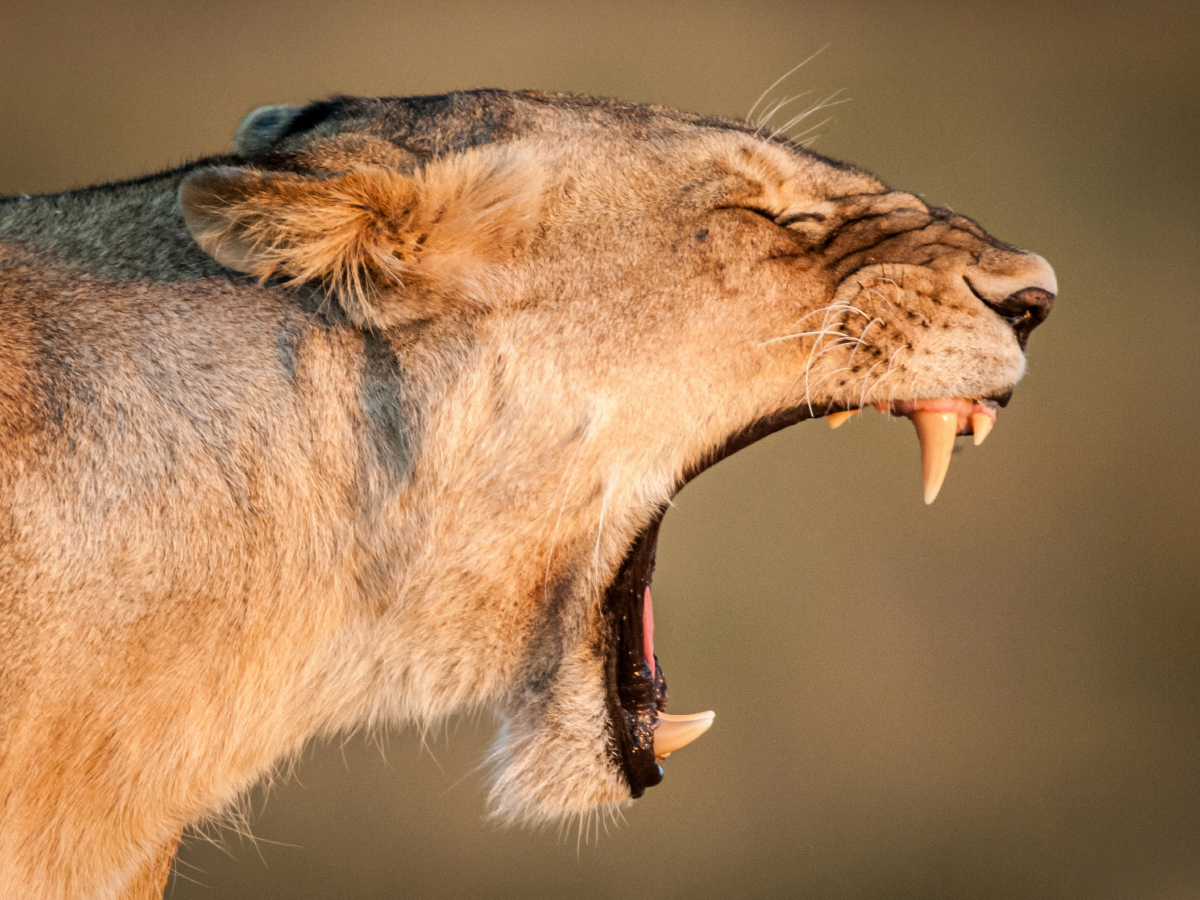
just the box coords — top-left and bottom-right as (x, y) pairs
(179, 147), (543, 327)
(233, 104), (305, 156)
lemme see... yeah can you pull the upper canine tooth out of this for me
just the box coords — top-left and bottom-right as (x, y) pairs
(653, 710), (715, 760)
(970, 413), (994, 446)
(911, 410), (958, 504)
(828, 410), (860, 429)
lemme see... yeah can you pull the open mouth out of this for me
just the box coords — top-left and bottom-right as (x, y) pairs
(601, 392), (1011, 797)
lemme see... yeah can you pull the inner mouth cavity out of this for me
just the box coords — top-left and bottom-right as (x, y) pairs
(603, 393), (1002, 796)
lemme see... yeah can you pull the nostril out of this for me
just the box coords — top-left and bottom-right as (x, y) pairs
(1007, 286), (1055, 317)
(965, 277), (1055, 350)
(993, 287), (1054, 350)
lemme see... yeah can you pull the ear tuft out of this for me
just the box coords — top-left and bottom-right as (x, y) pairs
(180, 147), (543, 328)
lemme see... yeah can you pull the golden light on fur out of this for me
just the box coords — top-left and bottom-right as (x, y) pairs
(0, 90), (1054, 899)
(181, 145), (544, 328)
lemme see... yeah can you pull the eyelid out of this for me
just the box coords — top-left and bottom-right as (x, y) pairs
(714, 205), (777, 223)
(719, 205), (828, 229)
(745, 207), (779, 223)
(715, 205), (830, 230)
(776, 211), (827, 227)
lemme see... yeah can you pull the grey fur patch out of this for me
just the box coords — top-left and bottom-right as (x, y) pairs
(30, 310), (101, 434)
(275, 327), (298, 382)
(0, 169), (232, 283)
(358, 330), (411, 489)
(274, 311), (311, 383)
(292, 284), (349, 326)
(510, 564), (581, 709)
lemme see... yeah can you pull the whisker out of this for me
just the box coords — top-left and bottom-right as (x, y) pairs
(810, 337), (859, 362)
(783, 302), (871, 332)
(746, 45), (829, 123)
(759, 327), (849, 347)
(866, 347), (907, 402)
(865, 287), (898, 314)
(802, 338), (861, 405)
(802, 300), (849, 414)
(847, 317), (883, 366)
(770, 92), (848, 141)
(593, 482), (612, 567)
(787, 116), (835, 142)
(857, 359), (887, 409)
(775, 93), (848, 135)
(806, 363), (855, 396)
(755, 91), (814, 131)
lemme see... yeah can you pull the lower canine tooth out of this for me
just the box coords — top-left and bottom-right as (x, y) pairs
(911, 410), (958, 505)
(828, 410), (860, 429)
(653, 710), (715, 760)
(970, 413), (994, 446)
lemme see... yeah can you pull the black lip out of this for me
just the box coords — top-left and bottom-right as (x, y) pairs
(602, 516), (668, 798)
(602, 403), (820, 797)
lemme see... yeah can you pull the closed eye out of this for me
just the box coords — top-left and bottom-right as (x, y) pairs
(720, 205), (779, 224)
(719, 206), (828, 229)
(776, 211), (826, 227)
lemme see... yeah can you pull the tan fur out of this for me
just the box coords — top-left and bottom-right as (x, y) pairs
(182, 144), (542, 327)
(0, 91), (1054, 898)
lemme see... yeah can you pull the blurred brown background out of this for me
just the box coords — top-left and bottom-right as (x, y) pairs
(3, 2), (1198, 898)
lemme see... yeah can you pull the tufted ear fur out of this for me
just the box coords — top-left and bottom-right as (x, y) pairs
(179, 146), (542, 328)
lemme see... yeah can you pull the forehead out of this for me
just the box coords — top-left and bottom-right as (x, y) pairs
(276, 89), (883, 195)
(286, 90), (759, 152)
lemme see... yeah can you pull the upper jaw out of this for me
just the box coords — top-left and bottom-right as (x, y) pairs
(882, 396), (1000, 434)
(826, 392), (1013, 505)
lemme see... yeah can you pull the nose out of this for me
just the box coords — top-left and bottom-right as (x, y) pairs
(964, 252), (1057, 350)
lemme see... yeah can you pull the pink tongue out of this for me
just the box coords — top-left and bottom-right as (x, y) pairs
(643, 586), (656, 680)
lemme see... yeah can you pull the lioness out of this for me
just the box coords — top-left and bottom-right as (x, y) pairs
(0, 90), (1055, 899)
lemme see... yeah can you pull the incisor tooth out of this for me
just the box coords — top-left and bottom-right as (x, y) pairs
(827, 409), (860, 429)
(653, 710), (715, 760)
(970, 413), (993, 446)
(911, 410), (958, 505)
